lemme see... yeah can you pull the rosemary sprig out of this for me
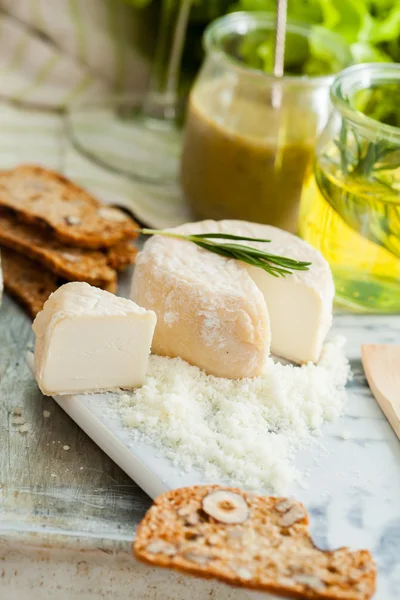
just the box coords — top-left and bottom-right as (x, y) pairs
(316, 85), (400, 260)
(139, 229), (311, 278)
(334, 84), (400, 179)
(335, 120), (399, 178)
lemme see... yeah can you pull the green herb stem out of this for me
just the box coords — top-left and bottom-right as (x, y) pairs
(333, 100), (399, 181)
(138, 228), (311, 278)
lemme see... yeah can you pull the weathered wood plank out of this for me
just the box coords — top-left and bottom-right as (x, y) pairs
(0, 291), (151, 539)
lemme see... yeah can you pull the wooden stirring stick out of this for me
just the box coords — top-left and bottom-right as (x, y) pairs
(271, 0), (288, 109)
(273, 0), (288, 79)
(361, 344), (400, 440)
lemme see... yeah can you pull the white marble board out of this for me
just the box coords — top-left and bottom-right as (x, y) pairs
(27, 313), (400, 599)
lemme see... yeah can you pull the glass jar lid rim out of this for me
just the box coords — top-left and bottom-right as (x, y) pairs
(331, 63), (400, 141)
(203, 11), (352, 86)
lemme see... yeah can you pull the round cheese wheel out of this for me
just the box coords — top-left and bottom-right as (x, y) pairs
(131, 220), (334, 378)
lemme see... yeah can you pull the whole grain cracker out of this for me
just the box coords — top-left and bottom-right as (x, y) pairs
(106, 239), (138, 271)
(2, 248), (60, 317)
(134, 485), (376, 600)
(0, 211), (117, 289)
(0, 165), (138, 248)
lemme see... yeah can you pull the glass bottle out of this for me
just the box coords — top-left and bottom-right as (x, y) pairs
(180, 12), (351, 233)
(300, 63), (400, 313)
(66, 0), (192, 186)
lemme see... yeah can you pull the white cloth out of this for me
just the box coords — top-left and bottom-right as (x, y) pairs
(0, 0), (188, 228)
(0, 0), (150, 107)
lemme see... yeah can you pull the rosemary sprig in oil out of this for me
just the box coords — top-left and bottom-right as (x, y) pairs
(140, 229), (311, 278)
(317, 84), (400, 260)
(336, 120), (399, 181)
(334, 84), (400, 180)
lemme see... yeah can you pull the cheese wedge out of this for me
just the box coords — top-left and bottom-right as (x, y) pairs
(131, 220), (334, 378)
(33, 282), (156, 395)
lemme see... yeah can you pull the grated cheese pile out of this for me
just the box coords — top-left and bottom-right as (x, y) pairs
(117, 337), (350, 493)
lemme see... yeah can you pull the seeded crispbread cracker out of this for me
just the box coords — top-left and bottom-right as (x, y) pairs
(106, 239), (138, 271)
(134, 486), (376, 600)
(2, 248), (61, 317)
(0, 165), (138, 248)
(0, 211), (118, 289)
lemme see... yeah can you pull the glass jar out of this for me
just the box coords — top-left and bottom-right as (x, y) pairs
(299, 63), (400, 313)
(180, 12), (351, 233)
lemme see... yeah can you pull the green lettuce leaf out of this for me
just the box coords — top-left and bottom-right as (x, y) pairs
(115, 0), (400, 73)
(231, 0), (400, 65)
(117, 0), (153, 8)
(351, 41), (392, 61)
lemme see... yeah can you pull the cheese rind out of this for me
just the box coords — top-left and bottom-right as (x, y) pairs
(33, 282), (156, 395)
(131, 220), (334, 376)
(132, 226), (271, 379)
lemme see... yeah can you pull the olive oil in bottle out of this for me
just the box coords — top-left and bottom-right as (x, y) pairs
(300, 162), (400, 313)
(299, 64), (400, 313)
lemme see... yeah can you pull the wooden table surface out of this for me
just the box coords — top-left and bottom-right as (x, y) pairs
(1, 268), (400, 599)
(0, 281), (152, 544)
(0, 272), (257, 599)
